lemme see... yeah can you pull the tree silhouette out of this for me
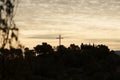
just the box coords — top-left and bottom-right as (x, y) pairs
(24, 47), (35, 60)
(68, 44), (80, 51)
(34, 42), (53, 55)
(0, 42), (119, 80)
(56, 45), (67, 56)
(0, 0), (20, 49)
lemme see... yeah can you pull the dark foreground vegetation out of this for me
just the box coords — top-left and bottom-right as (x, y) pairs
(0, 43), (120, 80)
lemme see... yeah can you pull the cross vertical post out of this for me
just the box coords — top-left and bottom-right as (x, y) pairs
(56, 35), (63, 46)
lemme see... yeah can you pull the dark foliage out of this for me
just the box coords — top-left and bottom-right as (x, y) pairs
(0, 42), (120, 80)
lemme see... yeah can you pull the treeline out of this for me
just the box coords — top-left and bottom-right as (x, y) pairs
(0, 43), (120, 80)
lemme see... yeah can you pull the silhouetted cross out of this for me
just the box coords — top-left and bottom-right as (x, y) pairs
(56, 35), (63, 46)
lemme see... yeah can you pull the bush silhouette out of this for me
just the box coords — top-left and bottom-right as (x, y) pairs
(0, 43), (120, 80)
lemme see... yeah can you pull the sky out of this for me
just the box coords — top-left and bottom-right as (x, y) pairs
(14, 0), (120, 50)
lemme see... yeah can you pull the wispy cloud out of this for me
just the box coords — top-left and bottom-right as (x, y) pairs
(85, 39), (120, 43)
(16, 0), (120, 50)
(26, 33), (72, 39)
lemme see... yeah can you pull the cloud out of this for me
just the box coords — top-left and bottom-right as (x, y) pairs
(26, 34), (70, 39)
(15, 0), (120, 50)
(85, 39), (120, 43)
(27, 34), (57, 39)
